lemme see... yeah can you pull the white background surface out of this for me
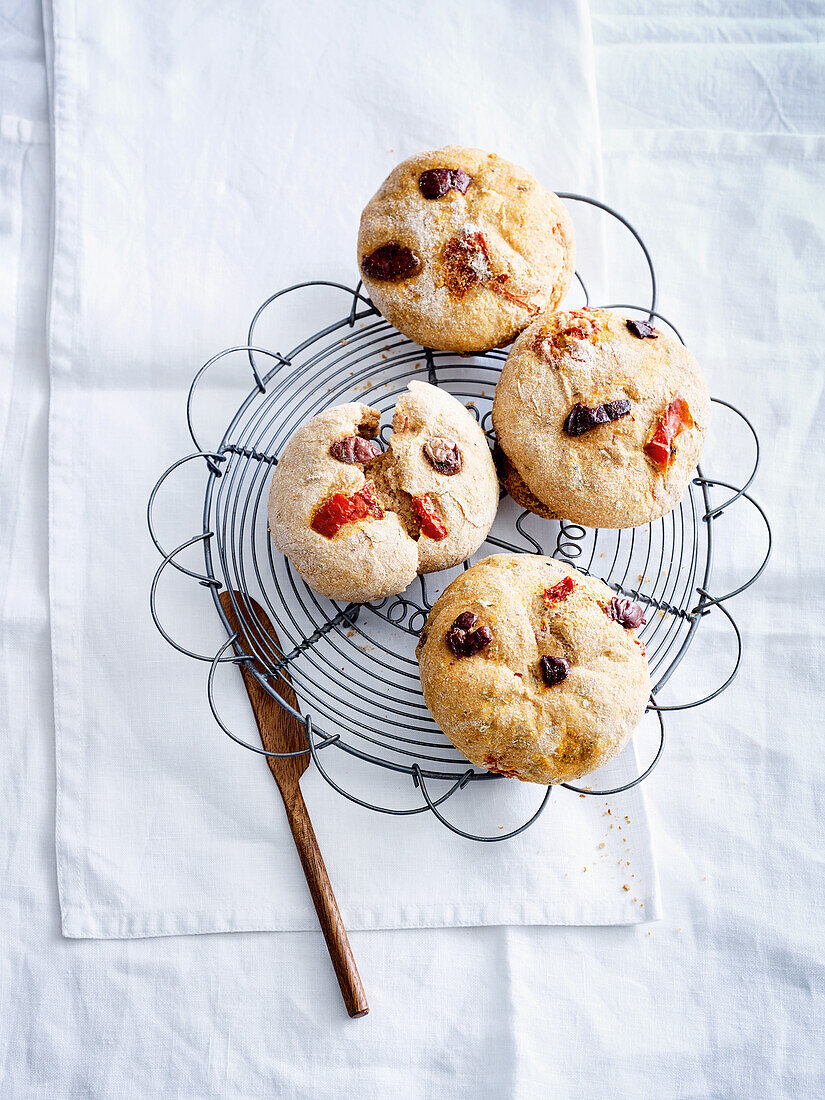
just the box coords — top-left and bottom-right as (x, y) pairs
(1, 1), (823, 1097)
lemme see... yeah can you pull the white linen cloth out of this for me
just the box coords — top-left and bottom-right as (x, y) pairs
(0, 3), (823, 1097)
(45, 0), (661, 939)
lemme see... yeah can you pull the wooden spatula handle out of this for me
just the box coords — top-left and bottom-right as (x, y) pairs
(282, 786), (369, 1019)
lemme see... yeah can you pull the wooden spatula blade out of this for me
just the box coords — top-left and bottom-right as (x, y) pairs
(217, 589), (369, 1019)
(218, 591), (309, 786)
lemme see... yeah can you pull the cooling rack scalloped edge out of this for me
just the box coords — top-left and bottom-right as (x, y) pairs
(147, 194), (771, 842)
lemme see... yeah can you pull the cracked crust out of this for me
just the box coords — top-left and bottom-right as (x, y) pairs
(358, 146), (575, 353)
(267, 382), (499, 602)
(492, 308), (711, 528)
(416, 554), (650, 784)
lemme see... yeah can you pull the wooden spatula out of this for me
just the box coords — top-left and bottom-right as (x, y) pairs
(219, 590), (369, 1019)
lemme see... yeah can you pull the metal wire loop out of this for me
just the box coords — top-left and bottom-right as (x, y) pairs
(560, 706), (666, 795)
(206, 635), (341, 758)
(147, 452), (225, 571)
(412, 764), (555, 843)
(557, 192), (657, 315)
(647, 599), (742, 712)
(690, 488), (771, 612)
(304, 717), (484, 818)
(187, 346), (307, 454)
(700, 399), (762, 518)
(246, 281), (379, 385)
(150, 535), (233, 662)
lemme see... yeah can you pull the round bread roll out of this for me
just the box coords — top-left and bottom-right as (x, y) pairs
(492, 308), (710, 528)
(416, 554), (650, 785)
(268, 382), (499, 602)
(358, 146), (575, 353)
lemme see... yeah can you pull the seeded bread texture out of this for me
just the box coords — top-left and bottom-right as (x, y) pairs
(492, 308), (710, 528)
(416, 554), (650, 784)
(268, 382), (499, 602)
(358, 146), (575, 353)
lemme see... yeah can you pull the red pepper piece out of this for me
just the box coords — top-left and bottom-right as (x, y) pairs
(544, 576), (576, 603)
(664, 395), (695, 434)
(644, 393), (695, 470)
(644, 423), (672, 469)
(413, 493), (448, 541)
(311, 483), (384, 538)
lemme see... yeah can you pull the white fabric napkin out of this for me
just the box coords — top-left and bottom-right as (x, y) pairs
(1, 3), (822, 1096)
(46, 0), (662, 938)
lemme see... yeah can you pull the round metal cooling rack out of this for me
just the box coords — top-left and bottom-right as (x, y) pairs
(148, 194), (771, 842)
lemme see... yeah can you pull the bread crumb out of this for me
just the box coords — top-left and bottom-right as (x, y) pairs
(622, 884), (629, 891)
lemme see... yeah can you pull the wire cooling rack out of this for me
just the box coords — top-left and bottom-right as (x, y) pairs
(148, 194), (771, 841)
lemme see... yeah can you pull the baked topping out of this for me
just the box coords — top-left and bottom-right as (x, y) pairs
(536, 336), (558, 360)
(558, 310), (602, 342)
(442, 228), (538, 313)
(413, 493), (448, 540)
(446, 612), (493, 658)
(644, 394), (695, 470)
(451, 168), (472, 194)
(451, 611), (477, 631)
(563, 399), (632, 436)
(540, 655), (571, 686)
(538, 311), (602, 357)
(418, 167), (472, 200)
(607, 596), (646, 629)
(361, 242), (420, 281)
(329, 435), (382, 464)
(442, 229), (492, 298)
(423, 436), (462, 475)
(626, 318), (659, 339)
(544, 576), (576, 603)
(311, 483), (384, 538)
(418, 168), (451, 199)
